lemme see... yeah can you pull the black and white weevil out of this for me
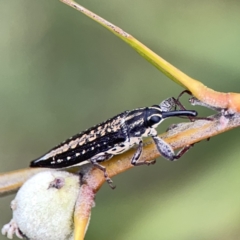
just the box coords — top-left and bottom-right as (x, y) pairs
(30, 98), (197, 188)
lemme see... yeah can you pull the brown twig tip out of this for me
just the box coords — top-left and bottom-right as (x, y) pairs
(60, 0), (130, 38)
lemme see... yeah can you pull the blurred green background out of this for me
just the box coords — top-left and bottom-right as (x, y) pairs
(1, 0), (240, 239)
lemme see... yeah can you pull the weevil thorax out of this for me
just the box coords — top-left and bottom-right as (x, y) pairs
(125, 105), (164, 138)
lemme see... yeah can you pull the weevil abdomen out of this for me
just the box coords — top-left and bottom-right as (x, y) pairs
(30, 112), (129, 168)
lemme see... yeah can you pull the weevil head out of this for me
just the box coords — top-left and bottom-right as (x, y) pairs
(145, 105), (198, 129)
(126, 106), (197, 138)
(145, 105), (165, 129)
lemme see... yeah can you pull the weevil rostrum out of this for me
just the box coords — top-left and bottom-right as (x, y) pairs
(30, 98), (197, 188)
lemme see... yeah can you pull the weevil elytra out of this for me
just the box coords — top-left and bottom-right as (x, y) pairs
(30, 98), (197, 188)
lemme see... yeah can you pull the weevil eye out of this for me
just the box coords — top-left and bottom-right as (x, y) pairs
(148, 115), (162, 127)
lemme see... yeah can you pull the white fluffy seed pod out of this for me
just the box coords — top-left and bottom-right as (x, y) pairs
(2, 170), (80, 240)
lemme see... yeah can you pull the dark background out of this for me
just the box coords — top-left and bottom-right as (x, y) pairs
(1, 1), (240, 239)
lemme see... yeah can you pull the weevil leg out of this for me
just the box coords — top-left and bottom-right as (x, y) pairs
(177, 90), (192, 102)
(131, 140), (156, 166)
(90, 153), (115, 189)
(173, 144), (193, 160)
(177, 91), (219, 118)
(131, 140), (143, 165)
(152, 136), (192, 161)
(165, 93), (212, 122)
(152, 136), (175, 160)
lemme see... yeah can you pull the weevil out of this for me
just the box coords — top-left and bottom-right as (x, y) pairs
(30, 98), (197, 188)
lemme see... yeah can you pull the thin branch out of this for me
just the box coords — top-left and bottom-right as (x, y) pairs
(1, 112), (239, 197)
(0, 168), (47, 196)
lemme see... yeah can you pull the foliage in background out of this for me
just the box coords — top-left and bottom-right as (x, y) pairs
(0, 1), (240, 240)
